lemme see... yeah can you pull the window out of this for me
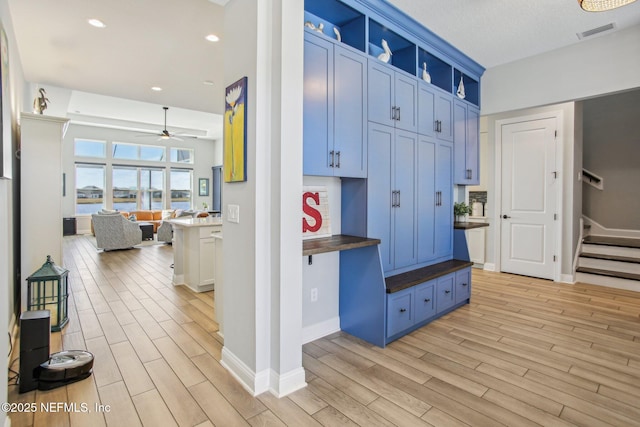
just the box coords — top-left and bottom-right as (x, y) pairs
(113, 142), (165, 161)
(170, 148), (194, 164)
(112, 166), (138, 211)
(75, 164), (105, 214)
(170, 169), (192, 209)
(141, 168), (165, 210)
(75, 139), (106, 158)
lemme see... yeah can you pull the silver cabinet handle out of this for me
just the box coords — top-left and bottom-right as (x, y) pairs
(391, 106), (396, 121)
(397, 190), (400, 207)
(329, 150), (335, 167)
(397, 107), (400, 121)
(335, 151), (341, 168)
(399, 308), (407, 313)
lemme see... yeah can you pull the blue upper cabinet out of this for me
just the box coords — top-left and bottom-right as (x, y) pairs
(368, 19), (416, 76)
(303, 33), (334, 176)
(303, 31), (368, 178)
(453, 100), (480, 185)
(418, 83), (453, 142)
(368, 60), (417, 133)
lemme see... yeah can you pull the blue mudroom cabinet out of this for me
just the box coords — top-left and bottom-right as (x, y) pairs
(303, 0), (484, 346)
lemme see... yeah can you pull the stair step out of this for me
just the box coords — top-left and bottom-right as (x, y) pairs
(580, 252), (640, 264)
(582, 235), (640, 249)
(576, 267), (640, 282)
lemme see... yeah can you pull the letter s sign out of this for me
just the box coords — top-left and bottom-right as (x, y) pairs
(302, 192), (322, 233)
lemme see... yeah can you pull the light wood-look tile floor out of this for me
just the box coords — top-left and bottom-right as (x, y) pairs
(8, 235), (640, 426)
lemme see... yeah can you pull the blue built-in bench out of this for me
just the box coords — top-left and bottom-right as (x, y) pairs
(339, 253), (472, 347)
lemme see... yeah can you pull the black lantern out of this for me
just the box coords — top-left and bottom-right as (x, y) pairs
(26, 255), (69, 332)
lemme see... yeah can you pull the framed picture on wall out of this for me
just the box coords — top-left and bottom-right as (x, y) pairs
(223, 76), (247, 183)
(199, 178), (209, 196)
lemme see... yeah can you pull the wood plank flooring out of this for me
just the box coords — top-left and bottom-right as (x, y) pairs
(8, 235), (640, 426)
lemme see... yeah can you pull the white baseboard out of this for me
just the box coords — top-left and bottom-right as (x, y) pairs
(560, 274), (576, 284)
(269, 367), (307, 397)
(221, 347), (307, 398)
(483, 263), (496, 272)
(302, 317), (340, 344)
(221, 347), (269, 396)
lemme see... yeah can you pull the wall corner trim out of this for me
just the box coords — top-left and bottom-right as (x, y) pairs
(269, 367), (307, 398)
(221, 347), (269, 396)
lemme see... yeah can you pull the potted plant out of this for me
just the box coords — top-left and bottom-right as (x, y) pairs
(454, 202), (471, 222)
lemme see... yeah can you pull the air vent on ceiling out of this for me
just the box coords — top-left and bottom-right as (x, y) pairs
(577, 22), (616, 40)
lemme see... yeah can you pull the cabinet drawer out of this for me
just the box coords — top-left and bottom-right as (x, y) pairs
(436, 273), (455, 313)
(386, 288), (413, 337)
(414, 281), (435, 324)
(455, 267), (471, 304)
(199, 226), (221, 239)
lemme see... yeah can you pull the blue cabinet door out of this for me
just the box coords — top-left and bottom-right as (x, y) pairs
(394, 74), (418, 133)
(435, 93), (454, 142)
(303, 33), (334, 176)
(368, 60), (395, 128)
(418, 82), (436, 138)
(417, 136), (436, 263)
(435, 142), (453, 259)
(436, 273), (455, 313)
(455, 267), (471, 304)
(386, 288), (413, 337)
(393, 130), (417, 269)
(465, 106), (480, 185)
(334, 45), (367, 178)
(453, 100), (480, 185)
(453, 100), (468, 184)
(367, 123), (394, 272)
(414, 280), (436, 324)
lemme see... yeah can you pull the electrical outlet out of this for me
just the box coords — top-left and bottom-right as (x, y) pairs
(310, 288), (318, 302)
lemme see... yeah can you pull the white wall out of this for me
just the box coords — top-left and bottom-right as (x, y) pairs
(302, 176), (341, 342)
(222, 0), (305, 397)
(61, 123), (219, 219)
(482, 24), (640, 116)
(1, 0), (27, 423)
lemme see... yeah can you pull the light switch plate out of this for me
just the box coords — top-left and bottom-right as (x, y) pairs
(228, 204), (240, 223)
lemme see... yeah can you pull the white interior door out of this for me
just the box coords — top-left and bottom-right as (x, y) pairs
(500, 118), (557, 280)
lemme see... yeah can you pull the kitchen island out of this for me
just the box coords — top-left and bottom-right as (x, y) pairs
(168, 216), (223, 293)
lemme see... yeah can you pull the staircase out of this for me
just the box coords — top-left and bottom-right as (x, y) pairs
(576, 235), (640, 291)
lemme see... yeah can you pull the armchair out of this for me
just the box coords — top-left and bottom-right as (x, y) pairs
(157, 221), (173, 244)
(91, 213), (142, 250)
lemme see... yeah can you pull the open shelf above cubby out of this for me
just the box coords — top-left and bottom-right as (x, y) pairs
(368, 19), (416, 76)
(454, 69), (479, 106)
(304, 0), (366, 52)
(418, 48), (452, 93)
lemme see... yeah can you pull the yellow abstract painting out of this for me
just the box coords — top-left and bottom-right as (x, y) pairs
(224, 77), (247, 182)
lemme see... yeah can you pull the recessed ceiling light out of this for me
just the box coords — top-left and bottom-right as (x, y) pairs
(87, 18), (106, 28)
(205, 34), (220, 42)
(151, 86), (163, 92)
(203, 80), (214, 86)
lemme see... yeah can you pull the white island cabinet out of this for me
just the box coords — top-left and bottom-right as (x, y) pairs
(168, 216), (222, 293)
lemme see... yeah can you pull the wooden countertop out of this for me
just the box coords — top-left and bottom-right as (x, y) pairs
(454, 221), (490, 230)
(385, 259), (473, 294)
(303, 235), (381, 256)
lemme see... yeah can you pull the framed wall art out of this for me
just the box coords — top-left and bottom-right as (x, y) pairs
(223, 76), (247, 183)
(199, 178), (209, 196)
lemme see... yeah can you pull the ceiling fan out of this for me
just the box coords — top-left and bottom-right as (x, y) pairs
(136, 106), (184, 141)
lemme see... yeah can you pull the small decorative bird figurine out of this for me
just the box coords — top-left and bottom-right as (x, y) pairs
(333, 27), (342, 42)
(304, 21), (325, 35)
(456, 75), (466, 99)
(422, 62), (431, 83)
(378, 39), (392, 63)
(33, 88), (50, 114)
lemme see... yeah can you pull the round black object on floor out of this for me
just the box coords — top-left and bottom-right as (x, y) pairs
(37, 350), (94, 390)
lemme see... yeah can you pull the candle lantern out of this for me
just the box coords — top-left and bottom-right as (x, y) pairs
(26, 255), (69, 332)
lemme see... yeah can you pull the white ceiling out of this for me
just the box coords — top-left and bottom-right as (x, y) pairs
(7, 0), (640, 138)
